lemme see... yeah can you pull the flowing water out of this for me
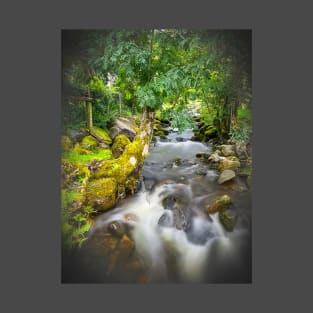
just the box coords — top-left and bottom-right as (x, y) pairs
(78, 128), (252, 283)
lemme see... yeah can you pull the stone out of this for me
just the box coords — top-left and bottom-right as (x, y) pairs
(218, 170), (236, 184)
(107, 221), (126, 237)
(219, 145), (236, 157)
(235, 140), (249, 159)
(218, 157), (240, 172)
(109, 118), (137, 141)
(207, 195), (231, 214)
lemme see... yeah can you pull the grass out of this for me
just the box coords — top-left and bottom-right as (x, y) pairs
(62, 148), (112, 165)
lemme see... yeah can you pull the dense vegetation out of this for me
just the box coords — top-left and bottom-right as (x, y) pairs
(62, 29), (251, 139)
(61, 29), (252, 251)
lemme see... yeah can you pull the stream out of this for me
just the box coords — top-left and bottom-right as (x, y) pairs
(76, 128), (251, 283)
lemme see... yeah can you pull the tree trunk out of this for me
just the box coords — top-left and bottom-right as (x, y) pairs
(86, 101), (93, 129)
(86, 87), (93, 129)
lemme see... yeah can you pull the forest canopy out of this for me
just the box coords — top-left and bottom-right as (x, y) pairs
(62, 29), (251, 140)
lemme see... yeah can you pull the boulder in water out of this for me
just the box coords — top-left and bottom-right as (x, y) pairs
(207, 194), (231, 214)
(218, 170), (236, 184)
(219, 209), (237, 232)
(107, 221), (126, 237)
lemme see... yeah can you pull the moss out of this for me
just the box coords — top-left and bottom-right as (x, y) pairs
(219, 211), (235, 232)
(61, 135), (73, 152)
(93, 137), (144, 183)
(207, 194), (231, 214)
(62, 149), (112, 165)
(86, 177), (118, 211)
(81, 135), (98, 149)
(72, 143), (93, 155)
(90, 126), (112, 145)
(112, 134), (131, 158)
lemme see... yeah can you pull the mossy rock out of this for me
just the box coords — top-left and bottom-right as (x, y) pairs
(86, 177), (118, 211)
(207, 195), (231, 214)
(112, 134), (131, 158)
(93, 137), (144, 183)
(61, 135), (73, 152)
(72, 143), (93, 155)
(90, 126), (112, 145)
(219, 210), (236, 232)
(204, 127), (217, 139)
(81, 135), (98, 150)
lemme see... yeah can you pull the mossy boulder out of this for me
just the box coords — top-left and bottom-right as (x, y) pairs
(204, 127), (217, 139)
(86, 177), (118, 211)
(112, 134), (131, 158)
(81, 135), (98, 150)
(72, 143), (93, 155)
(207, 195), (231, 214)
(90, 126), (112, 145)
(93, 137), (144, 183)
(61, 135), (73, 152)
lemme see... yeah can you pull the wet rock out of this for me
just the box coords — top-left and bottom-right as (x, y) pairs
(219, 145), (236, 157)
(176, 137), (185, 142)
(207, 194), (231, 214)
(124, 213), (139, 222)
(107, 221), (126, 237)
(173, 158), (182, 166)
(158, 211), (174, 227)
(219, 209), (237, 232)
(218, 170), (236, 184)
(222, 177), (248, 192)
(218, 157), (240, 172)
(196, 152), (210, 159)
(195, 166), (208, 176)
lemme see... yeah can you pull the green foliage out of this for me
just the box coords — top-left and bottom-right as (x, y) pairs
(62, 149), (112, 165)
(168, 110), (196, 133)
(229, 124), (251, 141)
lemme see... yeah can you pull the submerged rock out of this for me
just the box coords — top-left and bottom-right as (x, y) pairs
(207, 194), (231, 214)
(218, 170), (236, 184)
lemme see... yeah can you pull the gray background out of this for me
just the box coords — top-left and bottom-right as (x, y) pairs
(1, 0), (311, 312)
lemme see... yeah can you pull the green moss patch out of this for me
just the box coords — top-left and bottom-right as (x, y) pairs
(81, 135), (99, 149)
(90, 126), (112, 145)
(112, 134), (131, 158)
